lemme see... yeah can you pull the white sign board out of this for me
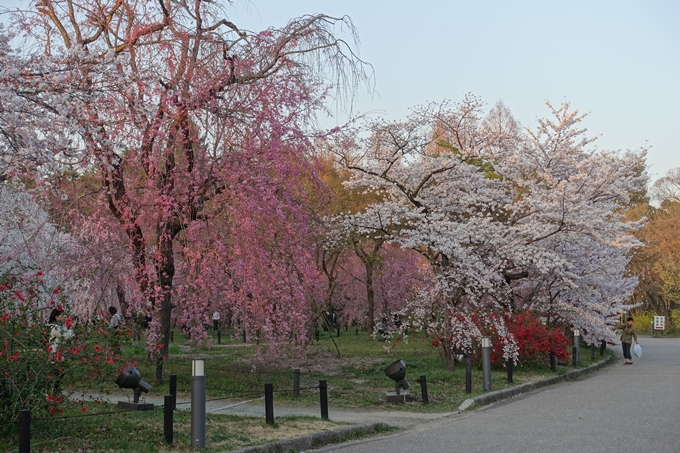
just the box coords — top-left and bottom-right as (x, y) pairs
(654, 316), (665, 331)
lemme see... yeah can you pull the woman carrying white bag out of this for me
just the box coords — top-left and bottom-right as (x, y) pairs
(616, 316), (639, 365)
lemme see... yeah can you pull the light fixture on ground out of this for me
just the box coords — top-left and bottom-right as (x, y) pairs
(115, 363), (154, 410)
(191, 356), (206, 449)
(384, 359), (411, 403)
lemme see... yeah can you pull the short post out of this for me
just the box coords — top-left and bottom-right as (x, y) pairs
(264, 383), (274, 425)
(319, 379), (329, 420)
(550, 352), (556, 371)
(590, 343), (595, 361)
(256, 330), (260, 345)
(293, 368), (301, 397)
(345, 325), (348, 331)
(355, 328), (359, 336)
(418, 375), (429, 404)
(242, 330), (246, 343)
(336, 327), (340, 337)
(217, 330), (221, 345)
(191, 357), (206, 449)
(482, 337), (492, 391)
(164, 395), (174, 444)
(465, 357), (472, 393)
(600, 339), (606, 356)
(506, 358), (513, 384)
(572, 329), (580, 366)
(170, 330), (174, 342)
(19, 409), (30, 453)
(651, 320), (654, 336)
(169, 374), (177, 410)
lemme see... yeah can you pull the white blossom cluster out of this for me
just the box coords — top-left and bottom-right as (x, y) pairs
(0, 181), (71, 302)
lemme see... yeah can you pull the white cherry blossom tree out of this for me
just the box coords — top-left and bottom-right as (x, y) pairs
(336, 96), (645, 368)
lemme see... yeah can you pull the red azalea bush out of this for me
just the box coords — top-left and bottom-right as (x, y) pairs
(467, 311), (571, 368)
(506, 311), (570, 365)
(0, 267), (130, 425)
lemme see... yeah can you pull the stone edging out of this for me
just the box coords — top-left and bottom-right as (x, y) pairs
(224, 422), (390, 453)
(458, 354), (615, 411)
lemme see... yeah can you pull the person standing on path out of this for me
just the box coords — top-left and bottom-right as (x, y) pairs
(108, 306), (122, 330)
(616, 316), (639, 364)
(212, 310), (220, 331)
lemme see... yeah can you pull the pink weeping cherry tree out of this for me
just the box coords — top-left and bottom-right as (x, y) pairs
(1, 0), (369, 381)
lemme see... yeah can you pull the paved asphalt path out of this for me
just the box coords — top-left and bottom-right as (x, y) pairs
(311, 337), (680, 453)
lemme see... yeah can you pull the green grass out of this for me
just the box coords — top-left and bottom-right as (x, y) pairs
(2, 328), (612, 452)
(0, 404), (343, 453)
(124, 329), (613, 414)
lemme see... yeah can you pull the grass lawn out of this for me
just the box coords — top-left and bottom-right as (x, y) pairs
(1, 327), (613, 452)
(0, 406), (344, 452)
(130, 328), (611, 413)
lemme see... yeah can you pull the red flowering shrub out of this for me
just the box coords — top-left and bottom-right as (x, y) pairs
(467, 311), (570, 368)
(506, 311), (570, 364)
(0, 267), (129, 425)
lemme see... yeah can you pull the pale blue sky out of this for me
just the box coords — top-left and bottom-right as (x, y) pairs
(228, 0), (679, 181)
(3, 0), (679, 180)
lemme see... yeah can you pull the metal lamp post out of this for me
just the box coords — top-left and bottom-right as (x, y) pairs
(481, 336), (492, 391)
(572, 329), (580, 366)
(191, 357), (206, 449)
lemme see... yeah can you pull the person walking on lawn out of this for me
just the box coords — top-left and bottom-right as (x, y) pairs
(212, 310), (220, 331)
(616, 316), (639, 364)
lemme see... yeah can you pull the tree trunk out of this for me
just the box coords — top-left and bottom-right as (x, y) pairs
(155, 230), (176, 384)
(442, 340), (456, 372)
(352, 238), (383, 334)
(365, 262), (375, 333)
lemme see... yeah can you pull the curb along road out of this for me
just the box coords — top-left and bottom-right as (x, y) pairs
(222, 354), (615, 453)
(458, 354), (615, 411)
(225, 422), (390, 453)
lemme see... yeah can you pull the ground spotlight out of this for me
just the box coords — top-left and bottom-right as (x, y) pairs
(115, 363), (154, 410)
(384, 359), (411, 403)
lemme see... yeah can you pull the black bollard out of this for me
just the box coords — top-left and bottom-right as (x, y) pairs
(346, 325), (348, 331)
(507, 358), (513, 384)
(550, 353), (556, 371)
(600, 339), (606, 356)
(217, 330), (221, 345)
(19, 409), (30, 453)
(591, 343), (595, 361)
(418, 375), (429, 404)
(336, 327), (340, 337)
(355, 328), (359, 336)
(265, 383), (274, 425)
(164, 395), (174, 444)
(256, 330), (260, 345)
(242, 330), (246, 343)
(170, 330), (174, 342)
(169, 374), (177, 409)
(319, 380), (329, 420)
(293, 369), (300, 397)
(465, 357), (472, 394)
